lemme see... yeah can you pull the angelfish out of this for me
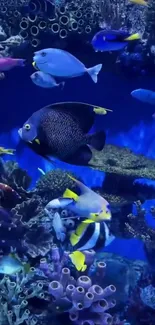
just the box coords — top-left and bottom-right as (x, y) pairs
(45, 175), (112, 222)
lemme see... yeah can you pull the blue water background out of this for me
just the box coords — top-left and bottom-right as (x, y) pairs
(1, 66), (155, 262)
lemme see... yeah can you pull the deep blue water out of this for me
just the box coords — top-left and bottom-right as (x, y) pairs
(1, 64), (155, 262)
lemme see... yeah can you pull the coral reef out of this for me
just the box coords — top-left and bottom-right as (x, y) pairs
(90, 145), (155, 206)
(0, 267), (48, 325)
(93, 252), (149, 304)
(41, 246), (116, 325)
(35, 169), (80, 205)
(126, 270), (155, 325)
(0, 158), (34, 205)
(91, 145), (155, 179)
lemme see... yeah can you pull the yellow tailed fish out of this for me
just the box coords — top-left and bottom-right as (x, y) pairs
(124, 33), (141, 41)
(69, 251), (87, 272)
(0, 147), (16, 155)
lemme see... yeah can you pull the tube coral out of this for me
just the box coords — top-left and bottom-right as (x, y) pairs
(39, 245), (116, 325)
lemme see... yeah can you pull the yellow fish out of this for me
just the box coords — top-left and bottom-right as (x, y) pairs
(0, 147), (16, 155)
(69, 251), (87, 272)
(130, 0), (147, 5)
(124, 33), (141, 41)
(93, 107), (113, 115)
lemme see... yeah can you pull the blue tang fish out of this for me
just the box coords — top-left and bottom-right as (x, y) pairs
(30, 71), (65, 89)
(91, 30), (141, 52)
(33, 48), (102, 83)
(131, 88), (155, 105)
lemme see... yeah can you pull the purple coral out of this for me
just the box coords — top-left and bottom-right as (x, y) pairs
(40, 246), (116, 325)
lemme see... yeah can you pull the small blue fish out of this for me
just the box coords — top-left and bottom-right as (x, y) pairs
(30, 71), (65, 89)
(0, 254), (29, 275)
(91, 30), (141, 52)
(33, 48), (102, 83)
(131, 88), (155, 105)
(52, 212), (66, 242)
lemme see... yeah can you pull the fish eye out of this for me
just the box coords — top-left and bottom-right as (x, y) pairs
(24, 124), (31, 130)
(41, 51), (46, 57)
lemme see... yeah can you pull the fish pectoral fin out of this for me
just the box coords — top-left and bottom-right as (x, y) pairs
(82, 219), (95, 224)
(63, 188), (78, 201)
(70, 233), (79, 246)
(81, 264), (87, 272)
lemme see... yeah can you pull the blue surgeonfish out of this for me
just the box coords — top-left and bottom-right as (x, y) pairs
(91, 29), (141, 52)
(33, 48), (102, 83)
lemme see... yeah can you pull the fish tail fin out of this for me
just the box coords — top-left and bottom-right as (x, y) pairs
(124, 33), (141, 41)
(58, 81), (65, 90)
(87, 64), (102, 83)
(87, 130), (106, 151)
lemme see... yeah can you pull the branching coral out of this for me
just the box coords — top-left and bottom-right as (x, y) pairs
(0, 268), (48, 325)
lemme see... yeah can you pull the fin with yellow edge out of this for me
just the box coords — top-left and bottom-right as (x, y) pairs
(35, 138), (40, 145)
(63, 188), (79, 201)
(70, 233), (80, 246)
(82, 219), (96, 224)
(124, 33), (141, 41)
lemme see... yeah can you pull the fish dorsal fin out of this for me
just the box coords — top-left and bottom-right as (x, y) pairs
(67, 175), (89, 194)
(63, 188), (78, 201)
